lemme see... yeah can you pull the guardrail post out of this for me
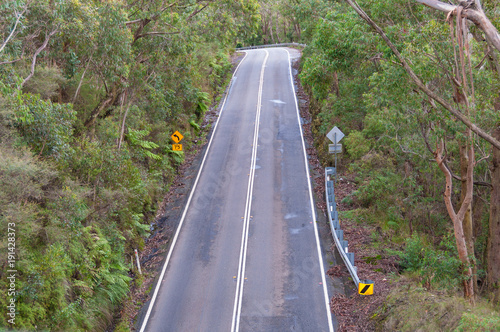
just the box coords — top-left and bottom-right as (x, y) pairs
(336, 229), (343, 242)
(347, 252), (355, 266)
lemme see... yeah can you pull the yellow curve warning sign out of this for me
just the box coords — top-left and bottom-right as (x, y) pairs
(172, 144), (183, 151)
(358, 280), (374, 295)
(171, 131), (183, 143)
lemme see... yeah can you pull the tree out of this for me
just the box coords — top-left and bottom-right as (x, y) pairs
(412, 0), (500, 305)
(342, 0), (500, 301)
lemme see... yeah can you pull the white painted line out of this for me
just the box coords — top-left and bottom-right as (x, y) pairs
(138, 52), (249, 332)
(285, 48), (335, 332)
(230, 49), (269, 332)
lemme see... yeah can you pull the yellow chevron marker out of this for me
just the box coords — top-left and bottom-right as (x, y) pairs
(358, 280), (374, 295)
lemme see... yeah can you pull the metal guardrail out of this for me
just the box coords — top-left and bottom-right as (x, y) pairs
(236, 42), (306, 51)
(325, 167), (361, 288)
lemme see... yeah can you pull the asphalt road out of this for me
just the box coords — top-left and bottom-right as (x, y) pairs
(138, 48), (334, 332)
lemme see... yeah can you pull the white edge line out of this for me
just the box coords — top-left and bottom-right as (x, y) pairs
(139, 51), (249, 332)
(285, 48), (335, 332)
(231, 49), (269, 332)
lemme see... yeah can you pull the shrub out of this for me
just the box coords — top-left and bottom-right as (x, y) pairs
(14, 93), (76, 159)
(345, 130), (370, 160)
(393, 234), (461, 289)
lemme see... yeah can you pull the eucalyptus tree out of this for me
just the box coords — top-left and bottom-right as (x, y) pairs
(342, 0), (500, 301)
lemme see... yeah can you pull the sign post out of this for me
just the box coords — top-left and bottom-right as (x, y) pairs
(334, 133), (337, 182)
(326, 126), (344, 182)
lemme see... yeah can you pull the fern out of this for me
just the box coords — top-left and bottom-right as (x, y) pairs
(196, 91), (210, 115)
(126, 129), (161, 160)
(189, 119), (201, 131)
(144, 150), (162, 161)
(167, 147), (185, 164)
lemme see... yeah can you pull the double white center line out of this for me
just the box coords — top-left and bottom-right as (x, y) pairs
(230, 49), (269, 332)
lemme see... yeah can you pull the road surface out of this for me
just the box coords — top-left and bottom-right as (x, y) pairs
(138, 48), (334, 332)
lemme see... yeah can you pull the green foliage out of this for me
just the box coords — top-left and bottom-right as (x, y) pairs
(298, 0), (500, 302)
(14, 93), (76, 159)
(21, 66), (66, 99)
(344, 131), (370, 160)
(189, 118), (201, 132)
(196, 91), (210, 118)
(126, 129), (161, 161)
(167, 147), (185, 165)
(392, 235), (461, 289)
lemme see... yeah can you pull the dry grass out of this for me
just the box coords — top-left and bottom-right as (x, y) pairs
(374, 276), (500, 332)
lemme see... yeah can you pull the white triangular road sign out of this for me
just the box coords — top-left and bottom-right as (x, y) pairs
(327, 126), (344, 144)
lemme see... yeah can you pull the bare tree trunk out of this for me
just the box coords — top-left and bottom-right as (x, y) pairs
(332, 72), (340, 97)
(73, 57), (92, 104)
(275, 14), (281, 44)
(84, 85), (121, 128)
(118, 91), (132, 150)
(262, 21), (268, 44)
(460, 143), (477, 294)
(283, 20), (287, 42)
(435, 138), (475, 301)
(295, 22), (301, 41)
(487, 126), (500, 303)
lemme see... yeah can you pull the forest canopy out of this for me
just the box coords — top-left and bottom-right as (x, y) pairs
(0, 0), (258, 330)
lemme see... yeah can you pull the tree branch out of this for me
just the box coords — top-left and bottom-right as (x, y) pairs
(0, 7), (26, 54)
(134, 30), (180, 40)
(188, 3), (210, 21)
(21, 28), (58, 88)
(0, 58), (21, 65)
(416, 0), (500, 54)
(344, 0), (500, 150)
(415, 0), (455, 12)
(126, 2), (177, 25)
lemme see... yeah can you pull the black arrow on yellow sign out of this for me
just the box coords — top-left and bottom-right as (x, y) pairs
(171, 131), (184, 143)
(358, 280), (374, 295)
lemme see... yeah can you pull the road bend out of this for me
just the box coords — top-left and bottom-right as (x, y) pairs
(139, 48), (334, 332)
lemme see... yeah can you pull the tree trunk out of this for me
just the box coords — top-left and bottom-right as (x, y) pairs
(269, 16), (276, 44)
(21, 29), (58, 88)
(283, 20), (287, 42)
(487, 126), (500, 303)
(460, 143), (477, 293)
(332, 72), (340, 97)
(262, 21), (268, 44)
(294, 22), (301, 41)
(73, 57), (92, 104)
(275, 14), (281, 43)
(84, 85), (121, 128)
(435, 139), (475, 301)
